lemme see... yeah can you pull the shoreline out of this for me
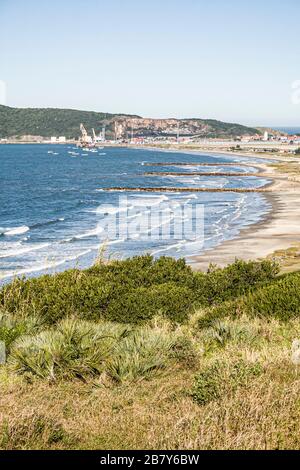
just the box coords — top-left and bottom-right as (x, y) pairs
(136, 144), (300, 270)
(190, 155), (300, 270)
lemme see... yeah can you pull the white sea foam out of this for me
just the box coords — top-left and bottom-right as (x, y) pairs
(0, 249), (92, 280)
(0, 243), (50, 259)
(3, 226), (30, 236)
(69, 226), (104, 241)
(152, 240), (187, 256)
(85, 205), (133, 215)
(106, 238), (126, 245)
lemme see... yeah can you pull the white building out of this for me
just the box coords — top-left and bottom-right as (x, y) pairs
(58, 136), (66, 143)
(50, 136), (57, 143)
(263, 131), (269, 141)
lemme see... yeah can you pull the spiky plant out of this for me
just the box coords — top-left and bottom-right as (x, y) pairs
(9, 318), (129, 380)
(0, 310), (44, 354)
(106, 326), (175, 383)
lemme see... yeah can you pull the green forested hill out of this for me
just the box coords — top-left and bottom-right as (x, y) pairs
(0, 105), (138, 139)
(0, 104), (261, 139)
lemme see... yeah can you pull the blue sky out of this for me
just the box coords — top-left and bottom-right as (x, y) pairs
(1, 0), (300, 126)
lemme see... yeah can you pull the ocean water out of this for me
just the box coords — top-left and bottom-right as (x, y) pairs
(0, 144), (272, 282)
(273, 127), (300, 135)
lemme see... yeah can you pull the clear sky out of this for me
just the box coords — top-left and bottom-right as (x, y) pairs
(1, 0), (300, 126)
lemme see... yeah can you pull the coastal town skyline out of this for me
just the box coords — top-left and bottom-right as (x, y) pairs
(1, 0), (300, 126)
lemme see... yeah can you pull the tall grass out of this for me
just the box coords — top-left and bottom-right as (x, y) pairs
(191, 358), (263, 406)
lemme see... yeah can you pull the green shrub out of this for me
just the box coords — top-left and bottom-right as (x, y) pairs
(105, 283), (194, 324)
(0, 311), (44, 352)
(198, 271), (300, 326)
(170, 335), (201, 368)
(9, 319), (128, 380)
(191, 361), (223, 405)
(0, 256), (279, 327)
(0, 271), (115, 324)
(198, 318), (261, 351)
(106, 326), (175, 383)
(193, 259), (279, 306)
(0, 256), (194, 324)
(88, 255), (194, 288)
(241, 272), (300, 321)
(191, 359), (262, 405)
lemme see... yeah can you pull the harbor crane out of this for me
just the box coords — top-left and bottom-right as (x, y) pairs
(78, 123), (94, 148)
(92, 127), (106, 143)
(80, 123), (89, 144)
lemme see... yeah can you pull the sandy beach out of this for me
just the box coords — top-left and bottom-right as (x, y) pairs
(189, 154), (300, 270)
(139, 143), (300, 271)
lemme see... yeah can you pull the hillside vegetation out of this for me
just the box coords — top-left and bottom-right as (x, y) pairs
(0, 105), (261, 139)
(1, 255), (300, 449)
(0, 105), (138, 139)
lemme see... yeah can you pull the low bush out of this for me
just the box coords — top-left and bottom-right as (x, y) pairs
(106, 326), (175, 383)
(193, 259), (279, 306)
(106, 283), (194, 324)
(87, 255), (195, 288)
(8, 318), (176, 383)
(198, 271), (300, 327)
(0, 311), (43, 352)
(191, 359), (262, 405)
(198, 318), (261, 351)
(170, 334), (201, 368)
(9, 319), (128, 380)
(241, 271), (300, 321)
(0, 256), (279, 326)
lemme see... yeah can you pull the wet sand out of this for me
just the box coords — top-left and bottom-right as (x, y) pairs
(190, 161), (300, 270)
(134, 144), (300, 270)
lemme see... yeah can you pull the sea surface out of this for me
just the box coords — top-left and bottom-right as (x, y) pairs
(273, 127), (300, 135)
(0, 144), (272, 282)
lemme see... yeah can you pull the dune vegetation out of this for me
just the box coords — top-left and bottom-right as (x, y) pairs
(1, 255), (300, 450)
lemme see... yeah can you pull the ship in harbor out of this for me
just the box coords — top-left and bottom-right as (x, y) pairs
(77, 123), (105, 150)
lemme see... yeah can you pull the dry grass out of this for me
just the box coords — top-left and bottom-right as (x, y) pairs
(1, 315), (300, 450)
(266, 245), (300, 274)
(1, 364), (300, 450)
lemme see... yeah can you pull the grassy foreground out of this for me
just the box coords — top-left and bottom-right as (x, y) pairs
(1, 255), (300, 450)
